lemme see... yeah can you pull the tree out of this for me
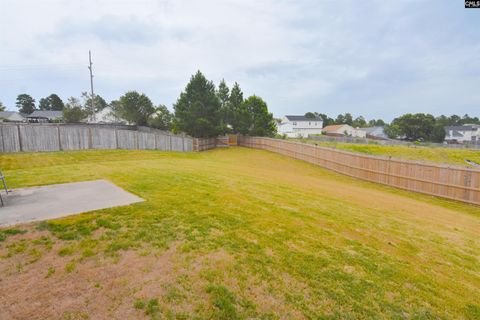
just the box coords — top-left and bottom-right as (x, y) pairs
(460, 114), (480, 125)
(384, 123), (401, 139)
(63, 97), (86, 123)
(352, 116), (367, 128)
(228, 82), (244, 134)
(148, 105), (173, 130)
(305, 112), (316, 119)
(39, 94), (64, 111)
(431, 123), (446, 143)
(239, 95), (276, 137)
(173, 71), (221, 137)
(390, 113), (436, 141)
(82, 92), (108, 113)
(368, 119), (386, 127)
(216, 79), (230, 134)
(117, 91), (155, 126)
(316, 113), (335, 126)
(335, 113), (353, 125)
(0, 101), (5, 112)
(16, 94), (36, 114)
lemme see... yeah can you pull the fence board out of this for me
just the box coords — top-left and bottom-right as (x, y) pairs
(138, 132), (156, 150)
(19, 125), (60, 152)
(59, 126), (90, 150)
(0, 125), (21, 152)
(238, 136), (480, 205)
(117, 130), (137, 150)
(91, 128), (117, 149)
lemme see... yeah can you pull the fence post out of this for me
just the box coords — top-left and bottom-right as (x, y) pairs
(57, 125), (63, 151)
(88, 127), (93, 149)
(114, 128), (118, 149)
(17, 124), (23, 152)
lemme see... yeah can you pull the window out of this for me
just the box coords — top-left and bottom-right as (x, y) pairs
(309, 122), (311, 125)
(293, 122), (297, 125)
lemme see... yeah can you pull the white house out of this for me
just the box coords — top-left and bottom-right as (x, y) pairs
(444, 124), (480, 144)
(277, 115), (323, 138)
(322, 124), (367, 138)
(0, 111), (26, 122)
(87, 107), (125, 124)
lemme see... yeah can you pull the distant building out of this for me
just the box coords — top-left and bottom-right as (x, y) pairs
(87, 107), (125, 124)
(0, 111), (26, 122)
(277, 115), (323, 138)
(26, 110), (63, 123)
(444, 124), (480, 144)
(322, 124), (367, 138)
(359, 126), (388, 140)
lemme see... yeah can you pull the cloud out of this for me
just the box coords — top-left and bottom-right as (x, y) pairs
(0, 0), (479, 121)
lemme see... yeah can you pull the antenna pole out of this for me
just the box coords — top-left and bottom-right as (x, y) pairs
(88, 50), (95, 121)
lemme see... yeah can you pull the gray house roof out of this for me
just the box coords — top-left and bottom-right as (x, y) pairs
(0, 111), (25, 121)
(360, 126), (388, 138)
(285, 115), (321, 121)
(27, 110), (63, 120)
(361, 126), (382, 134)
(444, 125), (479, 132)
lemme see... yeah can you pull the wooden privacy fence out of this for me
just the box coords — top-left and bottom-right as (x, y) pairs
(238, 136), (480, 205)
(0, 124), (200, 152)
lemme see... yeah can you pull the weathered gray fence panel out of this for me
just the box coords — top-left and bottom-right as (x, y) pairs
(1, 124), (195, 153)
(156, 134), (170, 151)
(184, 137), (193, 152)
(59, 126), (90, 150)
(117, 130), (137, 150)
(138, 132), (156, 150)
(19, 125), (60, 152)
(0, 125), (21, 152)
(91, 128), (117, 149)
(171, 136), (184, 151)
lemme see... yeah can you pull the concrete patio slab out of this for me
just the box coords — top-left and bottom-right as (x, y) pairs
(0, 180), (144, 226)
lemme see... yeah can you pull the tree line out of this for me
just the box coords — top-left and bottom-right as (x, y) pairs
(304, 112), (480, 142)
(4, 71), (277, 138)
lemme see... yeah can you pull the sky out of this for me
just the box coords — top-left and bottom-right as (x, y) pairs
(0, 0), (479, 121)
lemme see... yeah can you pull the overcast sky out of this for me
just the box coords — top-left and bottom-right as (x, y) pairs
(1, 0), (479, 120)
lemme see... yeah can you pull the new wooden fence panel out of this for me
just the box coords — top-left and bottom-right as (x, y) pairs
(19, 125), (60, 152)
(59, 126), (90, 150)
(238, 137), (480, 205)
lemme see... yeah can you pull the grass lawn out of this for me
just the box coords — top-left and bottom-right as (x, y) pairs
(290, 138), (480, 167)
(0, 148), (479, 319)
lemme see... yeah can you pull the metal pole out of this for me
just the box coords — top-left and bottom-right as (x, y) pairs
(88, 50), (96, 122)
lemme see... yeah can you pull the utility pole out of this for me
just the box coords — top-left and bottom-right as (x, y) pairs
(88, 50), (96, 121)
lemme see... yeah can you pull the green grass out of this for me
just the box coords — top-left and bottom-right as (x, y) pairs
(0, 148), (479, 319)
(291, 138), (480, 167)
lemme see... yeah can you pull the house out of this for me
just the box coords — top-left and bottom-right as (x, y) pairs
(322, 124), (367, 138)
(359, 126), (388, 140)
(277, 115), (323, 138)
(87, 106), (125, 124)
(26, 110), (63, 123)
(444, 124), (480, 144)
(0, 111), (26, 122)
